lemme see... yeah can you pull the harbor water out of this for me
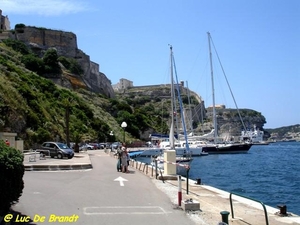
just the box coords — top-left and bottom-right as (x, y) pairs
(189, 142), (300, 215)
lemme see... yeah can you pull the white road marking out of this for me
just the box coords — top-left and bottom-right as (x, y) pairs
(114, 176), (128, 186)
(83, 206), (171, 215)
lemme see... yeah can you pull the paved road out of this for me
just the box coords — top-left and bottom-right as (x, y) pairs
(11, 150), (300, 225)
(12, 151), (198, 225)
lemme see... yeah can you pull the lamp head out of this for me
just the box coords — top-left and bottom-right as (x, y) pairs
(121, 121), (127, 128)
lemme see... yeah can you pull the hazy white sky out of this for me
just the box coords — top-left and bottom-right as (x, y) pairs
(1, 0), (299, 128)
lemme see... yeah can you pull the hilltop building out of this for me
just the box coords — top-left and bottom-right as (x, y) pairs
(112, 78), (133, 91)
(0, 10), (10, 30)
(112, 79), (186, 92)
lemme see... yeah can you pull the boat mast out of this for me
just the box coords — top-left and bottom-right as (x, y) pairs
(169, 45), (175, 149)
(208, 32), (218, 143)
(172, 46), (190, 152)
(186, 81), (194, 135)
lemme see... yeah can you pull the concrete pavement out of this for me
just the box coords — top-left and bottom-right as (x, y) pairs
(23, 150), (92, 171)
(22, 149), (300, 225)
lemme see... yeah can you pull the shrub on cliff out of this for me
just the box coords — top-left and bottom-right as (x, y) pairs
(0, 141), (24, 215)
(2, 39), (31, 55)
(43, 49), (61, 75)
(58, 56), (83, 75)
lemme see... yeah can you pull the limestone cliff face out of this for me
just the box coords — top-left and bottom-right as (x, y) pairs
(14, 26), (114, 98)
(117, 85), (267, 139)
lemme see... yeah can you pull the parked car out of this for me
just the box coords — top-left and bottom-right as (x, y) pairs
(79, 143), (95, 151)
(106, 143), (111, 149)
(111, 142), (122, 150)
(89, 143), (100, 149)
(146, 141), (153, 147)
(39, 142), (74, 159)
(99, 143), (110, 149)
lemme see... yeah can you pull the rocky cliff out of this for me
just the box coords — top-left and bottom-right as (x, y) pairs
(13, 26), (115, 97)
(116, 85), (267, 140)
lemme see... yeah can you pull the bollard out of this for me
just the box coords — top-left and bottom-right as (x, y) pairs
(178, 175), (182, 206)
(277, 204), (287, 215)
(186, 168), (190, 194)
(196, 178), (201, 185)
(220, 211), (230, 224)
(155, 160), (158, 179)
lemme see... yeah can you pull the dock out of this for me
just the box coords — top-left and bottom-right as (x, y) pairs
(127, 152), (300, 225)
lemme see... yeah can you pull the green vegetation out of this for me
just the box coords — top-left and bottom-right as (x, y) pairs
(0, 141), (24, 214)
(15, 24), (25, 29)
(0, 36), (270, 148)
(265, 124), (300, 137)
(0, 40), (171, 148)
(2, 39), (63, 76)
(58, 56), (83, 75)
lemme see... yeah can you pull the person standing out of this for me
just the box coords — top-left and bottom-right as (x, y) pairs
(127, 151), (130, 167)
(5, 139), (10, 146)
(120, 147), (129, 173)
(116, 147), (122, 172)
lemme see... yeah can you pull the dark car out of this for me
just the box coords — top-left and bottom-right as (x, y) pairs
(39, 142), (74, 159)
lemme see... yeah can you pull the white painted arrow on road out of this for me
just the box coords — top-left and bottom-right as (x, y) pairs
(114, 176), (128, 186)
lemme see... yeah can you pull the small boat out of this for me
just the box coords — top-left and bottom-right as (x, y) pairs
(128, 148), (163, 158)
(159, 139), (204, 156)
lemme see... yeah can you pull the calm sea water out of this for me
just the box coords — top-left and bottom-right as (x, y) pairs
(189, 142), (300, 215)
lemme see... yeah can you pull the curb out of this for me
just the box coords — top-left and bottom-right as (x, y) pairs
(24, 164), (93, 171)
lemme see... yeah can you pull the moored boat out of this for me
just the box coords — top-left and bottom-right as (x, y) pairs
(201, 32), (252, 154)
(202, 142), (252, 154)
(159, 139), (204, 156)
(240, 125), (268, 145)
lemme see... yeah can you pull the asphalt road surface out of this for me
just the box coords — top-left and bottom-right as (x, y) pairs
(12, 151), (198, 225)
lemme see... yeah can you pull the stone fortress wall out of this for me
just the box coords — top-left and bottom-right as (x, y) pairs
(13, 26), (115, 98)
(0, 10), (115, 98)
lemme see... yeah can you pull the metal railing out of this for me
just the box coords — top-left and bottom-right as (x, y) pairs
(229, 192), (269, 225)
(25, 149), (50, 162)
(39, 150), (50, 159)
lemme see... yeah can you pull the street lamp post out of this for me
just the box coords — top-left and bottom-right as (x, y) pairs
(121, 122), (127, 143)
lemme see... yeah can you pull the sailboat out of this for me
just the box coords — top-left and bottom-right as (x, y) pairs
(201, 32), (252, 154)
(158, 46), (206, 157)
(155, 45), (194, 175)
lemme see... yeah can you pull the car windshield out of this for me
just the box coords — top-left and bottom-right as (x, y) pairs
(57, 143), (69, 149)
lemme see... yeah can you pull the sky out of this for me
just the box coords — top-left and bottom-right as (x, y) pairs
(1, 0), (299, 129)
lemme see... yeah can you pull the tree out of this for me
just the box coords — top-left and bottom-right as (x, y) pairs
(58, 56), (83, 75)
(61, 97), (77, 147)
(72, 131), (82, 153)
(0, 141), (24, 215)
(21, 54), (45, 75)
(43, 49), (60, 74)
